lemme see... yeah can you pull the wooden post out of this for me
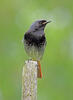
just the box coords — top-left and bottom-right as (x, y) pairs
(22, 60), (37, 100)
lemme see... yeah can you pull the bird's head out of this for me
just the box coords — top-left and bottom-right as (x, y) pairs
(30, 20), (51, 31)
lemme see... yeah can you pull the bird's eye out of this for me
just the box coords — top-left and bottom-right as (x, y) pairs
(39, 21), (42, 24)
(35, 28), (38, 31)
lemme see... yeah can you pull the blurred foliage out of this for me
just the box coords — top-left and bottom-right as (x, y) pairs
(0, 0), (73, 100)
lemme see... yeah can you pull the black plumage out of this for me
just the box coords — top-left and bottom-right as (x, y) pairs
(24, 32), (46, 48)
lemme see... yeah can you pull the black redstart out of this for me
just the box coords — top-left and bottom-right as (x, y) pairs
(23, 20), (51, 78)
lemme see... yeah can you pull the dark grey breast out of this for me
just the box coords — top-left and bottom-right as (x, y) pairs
(24, 32), (46, 48)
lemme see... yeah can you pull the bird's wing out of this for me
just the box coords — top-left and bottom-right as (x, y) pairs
(22, 31), (29, 43)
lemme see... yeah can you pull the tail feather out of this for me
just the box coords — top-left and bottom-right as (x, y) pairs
(37, 61), (42, 78)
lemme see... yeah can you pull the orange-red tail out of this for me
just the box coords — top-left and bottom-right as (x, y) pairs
(37, 61), (42, 78)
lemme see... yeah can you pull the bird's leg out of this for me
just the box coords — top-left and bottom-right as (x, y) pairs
(37, 61), (42, 78)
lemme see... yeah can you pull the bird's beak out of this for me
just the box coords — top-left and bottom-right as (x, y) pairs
(43, 20), (51, 25)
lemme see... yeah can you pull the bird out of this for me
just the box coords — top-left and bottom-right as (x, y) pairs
(23, 20), (51, 78)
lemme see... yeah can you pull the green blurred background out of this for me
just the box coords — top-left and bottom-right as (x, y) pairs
(0, 0), (73, 100)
